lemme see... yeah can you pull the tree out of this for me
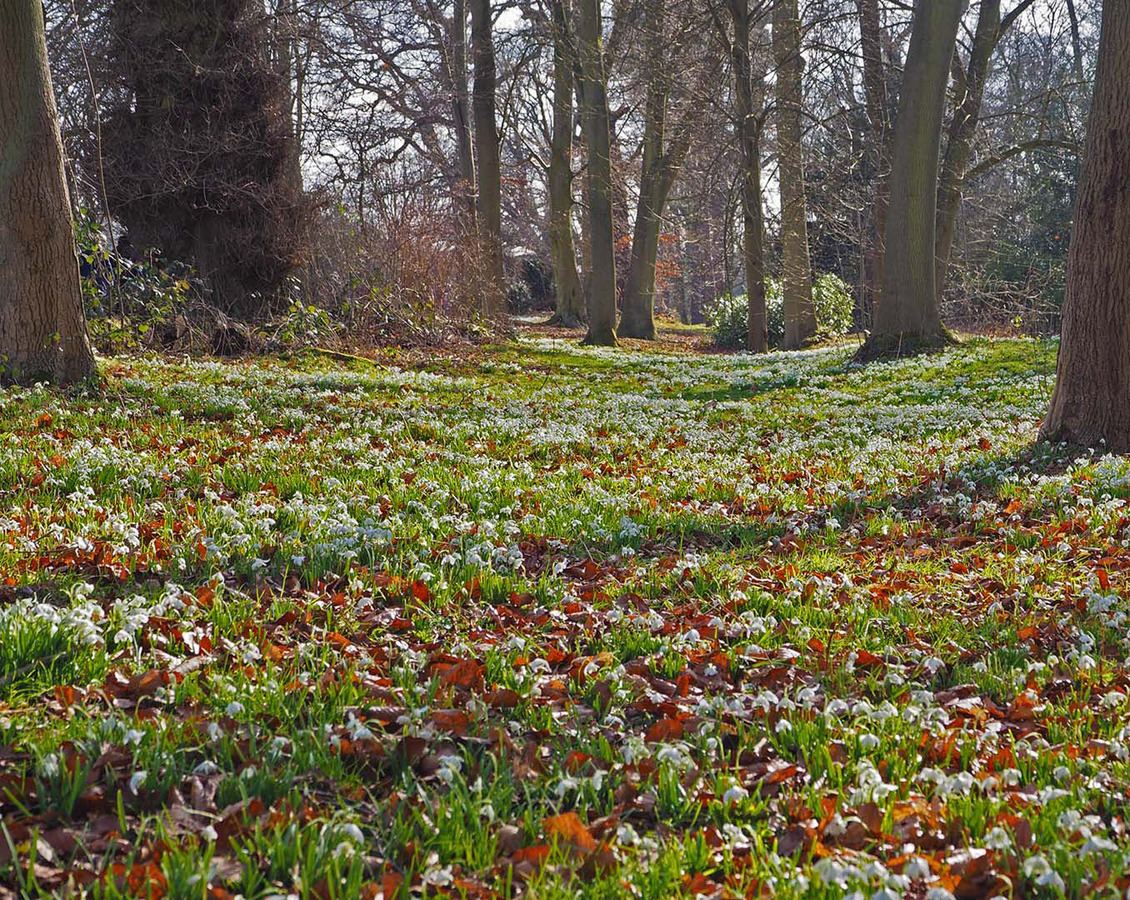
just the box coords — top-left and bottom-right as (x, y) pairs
(855, 0), (892, 328)
(1040, 2), (1130, 451)
(102, 0), (307, 320)
(772, 0), (815, 350)
(576, 0), (618, 346)
(471, 0), (507, 317)
(546, 0), (585, 327)
(719, 0), (769, 353)
(0, 0), (96, 384)
(617, 0), (702, 340)
(857, 0), (965, 359)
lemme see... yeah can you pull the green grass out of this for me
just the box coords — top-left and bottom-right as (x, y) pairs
(0, 335), (1127, 897)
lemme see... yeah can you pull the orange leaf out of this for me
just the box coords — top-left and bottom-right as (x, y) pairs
(645, 717), (684, 743)
(441, 659), (484, 691)
(544, 812), (596, 852)
(429, 709), (469, 735)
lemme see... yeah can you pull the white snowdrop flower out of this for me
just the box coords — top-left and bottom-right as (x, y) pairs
(1022, 855), (1052, 878)
(1053, 765), (1072, 783)
(436, 755), (463, 782)
(225, 701), (244, 717)
(528, 658), (551, 674)
(925, 889), (956, 900)
(423, 866), (454, 887)
(1000, 767), (1022, 787)
(940, 772), (974, 796)
(1080, 834), (1117, 856)
(616, 823), (639, 845)
(207, 722), (224, 741)
(201, 825), (218, 841)
(985, 826), (1012, 850)
(859, 733), (880, 750)
(129, 771), (148, 793)
(775, 718), (793, 734)
(871, 889), (901, 900)
(1101, 691), (1126, 709)
(797, 687), (818, 707)
(124, 729), (145, 746)
(825, 698), (850, 717)
(193, 760), (219, 776)
(555, 776), (578, 798)
(923, 657), (946, 676)
(39, 754), (60, 779)
(340, 823), (364, 844)
(862, 861), (887, 881)
(480, 802), (496, 824)
(904, 857), (931, 879)
(824, 814), (846, 838)
(1036, 870), (1065, 892)
(722, 784), (749, 805)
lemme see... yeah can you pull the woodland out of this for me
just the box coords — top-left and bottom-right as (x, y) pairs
(1, 0), (1130, 897)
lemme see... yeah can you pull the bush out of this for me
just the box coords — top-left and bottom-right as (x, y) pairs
(812, 273), (853, 336)
(709, 273), (853, 349)
(707, 291), (751, 349)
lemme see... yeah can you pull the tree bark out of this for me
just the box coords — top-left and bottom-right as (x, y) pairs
(934, 0), (1000, 307)
(859, 0), (964, 358)
(856, 0), (891, 328)
(619, 0), (669, 340)
(1040, 5), (1130, 451)
(576, 0), (617, 346)
(470, 0), (506, 318)
(773, 0), (815, 349)
(728, 0), (767, 353)
(547, 0), (584, 327)
(0, 0), (96, 384)
(452, 0), (478, 225)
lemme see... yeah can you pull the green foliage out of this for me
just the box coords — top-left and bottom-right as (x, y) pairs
(709, 273), (852, 349)
(75, 211), (193, 350)
(811, 273), (854, 336)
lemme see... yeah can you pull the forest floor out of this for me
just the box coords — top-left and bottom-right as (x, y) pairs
(2, 335), (1128, 898)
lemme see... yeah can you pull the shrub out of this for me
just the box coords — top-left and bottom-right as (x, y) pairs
(812, 273), (854, 336)
(710, 273), (853, 349)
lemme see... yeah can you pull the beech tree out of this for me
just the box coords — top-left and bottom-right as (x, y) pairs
(713, 0), (769, 353)
(0, 0), (96, 384)
(470, 0), (506, 317)
(1040, 2), (1130, 451)
(772, 0), (815, 350)
(576, 0), (618, 346)
(857, 0), (965, 359)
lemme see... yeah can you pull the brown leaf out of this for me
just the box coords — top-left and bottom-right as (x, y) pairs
(544, 811), (597, 852)
(645, 717), (684, 743)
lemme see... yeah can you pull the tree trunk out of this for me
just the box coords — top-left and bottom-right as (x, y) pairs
(619, 0), (669, 341)
(470, 0), (505, 318)
(576, 0), (617, 346)
(934, 0), (1000, 307)
(0, 0), (96, 384)
(728, 0), (767, 353)
(1040, 5), (1130, 451)
(859, 0), (964, 359)
(773, 0), (816, 350)
(856, 0), (891, 328)
(452, 0), (477, 224)
(548, 0), (584, 327)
